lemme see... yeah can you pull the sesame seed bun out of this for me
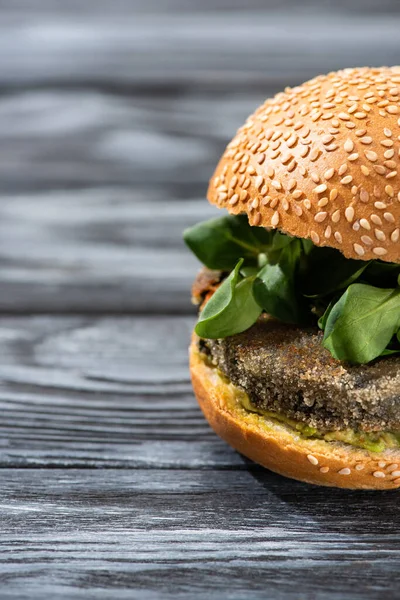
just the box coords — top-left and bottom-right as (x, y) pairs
(190, 339), (400, 489)
(208, 67), (400, 263)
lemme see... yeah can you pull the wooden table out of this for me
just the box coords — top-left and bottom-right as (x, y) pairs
(1, 2), (400, 598)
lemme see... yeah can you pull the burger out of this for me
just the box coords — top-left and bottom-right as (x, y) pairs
(184, 67), (400, 489)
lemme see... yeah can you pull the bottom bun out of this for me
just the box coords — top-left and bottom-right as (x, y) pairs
(190, 338), (400, 490)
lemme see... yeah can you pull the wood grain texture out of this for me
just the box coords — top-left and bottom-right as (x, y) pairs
(1, 0), (400, 597)
(0, 189), (217, 313)
(1, 468), (400, 600)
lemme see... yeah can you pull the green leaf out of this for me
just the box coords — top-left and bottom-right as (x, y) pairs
(381, 348), (400, 357)
(183, 214), (271, 271)
(323, 284), (400, 364)
(318, 298), (337, 330)
(301, 246), (369, 298)
(195, 259), (262, 339)
(253, 243), (307, 324)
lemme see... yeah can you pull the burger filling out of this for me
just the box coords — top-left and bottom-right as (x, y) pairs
(197, 319), (400, 452)
(184, 214), (400, 451)
(184, 214), (400, 364)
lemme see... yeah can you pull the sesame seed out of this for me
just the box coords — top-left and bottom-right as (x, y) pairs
(292, 190), (303, 199)
(331, 210), (341, 223)
(338, 164), (348, 176)
(257, 153), (265, 164)
(374, 201), (387, 209)
(384, 128), (393, 137)
(314, 211), (328, 223)
(386, 170), (397, 179)
(311, 172), (320, 183)
(341, 175), (353, 184)
(360, 136), (373, 144)
(355, 464), (364, 471)
(310, 231), (320, 244)
(229, 194), (239, 206)
(360, 218), (371, 230)
(374, 165), (386, 175)
(373, 247), (388, 256)
(330, 189), (338, 201)
(381, 139), (394, 147)
(338, 112), (350, 121)
(271, 211), (280, 227)
(217, 193), (227, 202)
(270, 198), (278, 209)
(293, 204), (303, 216)
(394, 479), (400, 485)
(326, 143), (338, 152)
(385, 185), (395, 198)
(254, 176), (263, 189)
(354, 243), (365, 256)
(339, 468), (351, 475)
(266, 166), (275, 178)
(378, 461), (387, 468)
(318, 198), (329, 207)
(344, 139), (354, 152)
(239, 190), (248, 202)
(387, 105), (399, 114)
(271, 180), (282, 190)
(253, 213), (261, 226)
(365, 150), (378, 162)
(373, 471), (386, 478)
(322, 134), (334, 144)
(307, 454), (319, 465)
(384, 211), (395, 222)
(243, 178), (251, 189)
(375, 229), (386, 241)
(371, 214), (382, 226)
(361, 235), (373, 245)
(324, 168), (335, 180)
(391, 229), (400, 242)
(309, 148), (320, 161)
(281, 199), (289, 211)
(384, 149), (395, 159)
(334, 231), (343, 243)
(314, 184), (327, 194)
(384, 160), (397, 169)
(345, 206), (355, 222)
(348, 153), (359, 162)
(251, 198), (259, 209)
(387, 464), (399, 473)
(320, 466), (329, 473)
(392, 471), (400, 478)
(360, 165), (370, 176)
(299, 146), (309, 158)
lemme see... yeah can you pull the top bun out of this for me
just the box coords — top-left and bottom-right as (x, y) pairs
(208, 67), (400, 263)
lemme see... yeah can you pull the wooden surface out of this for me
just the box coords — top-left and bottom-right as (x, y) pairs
(1, 1), (400, 598)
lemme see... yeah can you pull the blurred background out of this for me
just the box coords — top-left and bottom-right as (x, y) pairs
(0, 0), (399, 317)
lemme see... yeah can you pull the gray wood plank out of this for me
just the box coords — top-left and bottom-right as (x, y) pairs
(0, 315), (248, 467)
(0, 91), (252, 191)
(0, 468), (399, 600)
(0, 3), (399, 91)
(0, 189), (216, 313)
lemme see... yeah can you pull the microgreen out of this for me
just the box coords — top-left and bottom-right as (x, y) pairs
(184, 214), (400, 364)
